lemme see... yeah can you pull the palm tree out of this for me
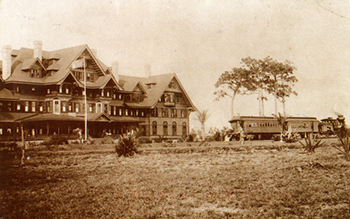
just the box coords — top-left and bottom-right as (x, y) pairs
(273, 112), (290, 142)
(195, 109), (210, 140)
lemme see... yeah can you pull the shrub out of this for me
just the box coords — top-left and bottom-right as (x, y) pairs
(298, 133), (325, 153)
(333, 136), (350, 160)
(42, 136), (69, 146)
(114, 132), (140, 157)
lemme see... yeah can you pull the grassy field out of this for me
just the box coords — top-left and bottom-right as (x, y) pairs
(1, 140), (350, 218)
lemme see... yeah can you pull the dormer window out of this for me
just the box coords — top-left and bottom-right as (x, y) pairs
(30, 69), (41, 77)
(164, 93), (175, 106)
(47, 88), (50, 94)
(35, 70), (41, 77)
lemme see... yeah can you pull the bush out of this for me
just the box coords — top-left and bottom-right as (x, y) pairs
(299, 133), (325, 153)
(333, 137), (350, 160)
(42, 136), (69, 146)
(114, 132), (140, 157)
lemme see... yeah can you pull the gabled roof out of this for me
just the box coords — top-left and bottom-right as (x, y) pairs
(86, 113), (111, 122)
(119, 73), (196, 110)
(5, 44), (111, 86)
(134, 82), (147, 94)
(86, 74), (122, 90)
(0, 88), (18, 100)
(21, 57), (46, 71)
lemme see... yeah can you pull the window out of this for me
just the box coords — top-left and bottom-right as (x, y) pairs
(30, 69), (34, 77)
(97, 103), (102, 113)
(25, 102), (29, 112)
(66, 87), (69, 94)
(182, 122), (187, 136)
(152, 121), (157, 135)
(171, 109), (177, 118)
(87, 73), (94, 82)
(125, 109), (129, 116)
(68, 103), (72, 112)
(162, 108), (168, 117)
(165, 93), (174, 103)
(163, 121), (168, 136)
(35, 69), (41, 77)
(151, 108), (158, 117)
(32, 102), (36, 112)
(46, 102), (51, 112)
(39, 102), (44, 112)
(136, 110), (139, 116)
(181, 110), (187, 118)
(89, 104), (94, 113)
(0, 128), (2, 135)
(75, 103), (79, 113)
(104, 104), (108, 113)
(119, 109), (123, 116)
(62, 102), (66, 112)
(172, 122), (177, 136)
(17, 103), (21, 111)
(54, 100), (60, 114)
(16, 86), (20, 92)
(7, 103), (12, 112)
(47, 88), (50, 94)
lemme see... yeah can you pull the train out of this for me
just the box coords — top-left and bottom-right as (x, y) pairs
(228, 115), (345, 141)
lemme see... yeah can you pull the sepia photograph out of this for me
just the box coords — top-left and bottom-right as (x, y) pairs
(1, 0), (350, 218)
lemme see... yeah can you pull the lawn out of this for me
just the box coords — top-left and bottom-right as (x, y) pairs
(1, 140), (350, 218)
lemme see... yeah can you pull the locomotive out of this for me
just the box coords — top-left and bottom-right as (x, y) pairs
(228, 115), (343, 141)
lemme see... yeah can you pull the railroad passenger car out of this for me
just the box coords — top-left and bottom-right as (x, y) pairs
(229, 116), (320, 140)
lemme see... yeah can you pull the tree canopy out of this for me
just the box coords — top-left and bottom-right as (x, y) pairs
(214, 56), (298, 117)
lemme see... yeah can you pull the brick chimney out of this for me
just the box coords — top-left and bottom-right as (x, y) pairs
(34, 40), (43, 61)
(145, 64), (151, 78)
(112, 61), (119, 83)
(1, 45), (12, 80)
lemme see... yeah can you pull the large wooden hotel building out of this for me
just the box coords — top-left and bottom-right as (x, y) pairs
(0, 41), (196, 141)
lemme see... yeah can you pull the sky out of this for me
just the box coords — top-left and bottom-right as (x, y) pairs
(1, 0), (350, 132)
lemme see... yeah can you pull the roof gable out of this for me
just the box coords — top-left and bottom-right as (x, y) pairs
(119, 73), (196, 110)
(0, 88), (18, 100)
(5, 44), (116, 88)
(21, 58), (46, 71)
